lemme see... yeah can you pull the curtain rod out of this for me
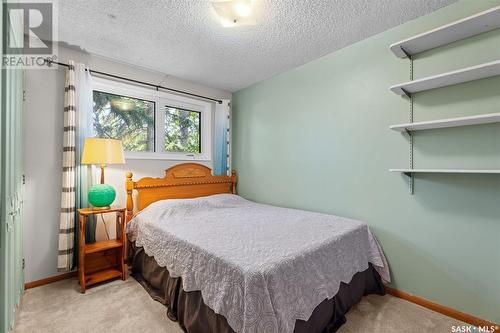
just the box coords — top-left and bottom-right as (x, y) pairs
(44, 58), (223, 104)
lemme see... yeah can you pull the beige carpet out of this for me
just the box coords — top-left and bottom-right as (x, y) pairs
(12, 278), (466, 333)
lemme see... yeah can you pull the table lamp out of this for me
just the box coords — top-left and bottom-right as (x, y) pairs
(81, 138), (125, 210)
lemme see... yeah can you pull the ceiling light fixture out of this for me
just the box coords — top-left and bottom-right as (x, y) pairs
(211, 0), (256, 27)
(233, 2), (251, 18)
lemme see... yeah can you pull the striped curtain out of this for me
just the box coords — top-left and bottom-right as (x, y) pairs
(58, 61), (77, 271)
(214, 99), (231, 176)
(58, 61), (94, 271)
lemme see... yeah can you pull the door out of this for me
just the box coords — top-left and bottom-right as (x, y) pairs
(0, 1), (25, 331)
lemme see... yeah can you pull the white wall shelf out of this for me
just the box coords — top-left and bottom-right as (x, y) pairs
(388, 5), (500, 193)
(390, 112), (500, 132)
(390, 60), (500, 96)
(390, 169), (500, 176)
(390, 5), (500, 58)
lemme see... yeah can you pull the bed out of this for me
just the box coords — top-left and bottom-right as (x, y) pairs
(125, 163), (389, 333)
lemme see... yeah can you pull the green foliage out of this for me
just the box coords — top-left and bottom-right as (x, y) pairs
(165, 108), (201, 153)
(93, 91), (154, 152)
(93, 91), (201, 154)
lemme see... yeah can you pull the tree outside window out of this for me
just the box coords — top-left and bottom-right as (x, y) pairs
(93, 90), (154, 152)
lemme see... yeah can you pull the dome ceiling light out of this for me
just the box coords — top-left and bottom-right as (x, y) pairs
(211, 0), (256, 27)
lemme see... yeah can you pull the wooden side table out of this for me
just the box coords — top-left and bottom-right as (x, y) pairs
(77, 207), (127, 293)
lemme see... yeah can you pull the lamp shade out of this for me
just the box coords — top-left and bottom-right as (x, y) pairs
(81, 138), (125, 165)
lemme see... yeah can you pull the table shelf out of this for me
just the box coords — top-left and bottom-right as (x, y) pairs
(85, 268), (122, 286)
(78, 207), (126, 293)
(85, 239), (123, 254)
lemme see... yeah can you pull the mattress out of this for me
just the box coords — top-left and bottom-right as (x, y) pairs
(127, 194), (389, 333)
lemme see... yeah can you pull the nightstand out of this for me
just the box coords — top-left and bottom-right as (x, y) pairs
(77, 207), (126, 293)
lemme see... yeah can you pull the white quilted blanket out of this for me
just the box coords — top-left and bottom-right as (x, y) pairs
(127, 194), (389, 333)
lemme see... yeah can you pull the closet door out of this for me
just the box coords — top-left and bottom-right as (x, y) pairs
(0, 2), (25, 331)
(0, 58), (25, 333)
(0, 3), (4, 329)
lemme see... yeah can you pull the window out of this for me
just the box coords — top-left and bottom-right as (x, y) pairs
(93, 91), (155, 152)
(164, 107), (201, 154)
(92, 77), (212, 160)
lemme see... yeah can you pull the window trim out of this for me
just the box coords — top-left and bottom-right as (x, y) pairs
(92, 77), (212, 161)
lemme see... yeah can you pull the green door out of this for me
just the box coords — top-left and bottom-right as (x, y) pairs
(1, 1), (25, 331)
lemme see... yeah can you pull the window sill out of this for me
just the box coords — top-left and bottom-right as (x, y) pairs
(124, 152), (211, 162)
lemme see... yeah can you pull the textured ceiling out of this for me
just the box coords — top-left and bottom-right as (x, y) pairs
(56, 0), (456, 92)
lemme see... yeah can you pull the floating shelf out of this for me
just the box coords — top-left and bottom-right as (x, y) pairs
(390, 112), (500, 132)
(390, 169), (500, 175)
(390, 5), (500, 58)
(390, 60), (500, 96)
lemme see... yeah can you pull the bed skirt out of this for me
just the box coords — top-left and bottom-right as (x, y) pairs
(130, 243), (385, 333)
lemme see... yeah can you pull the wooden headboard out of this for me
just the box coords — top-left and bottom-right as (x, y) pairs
(125, 163), (236, 222)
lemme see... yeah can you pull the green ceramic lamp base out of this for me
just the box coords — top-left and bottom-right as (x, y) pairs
(88, 184), (116, 208)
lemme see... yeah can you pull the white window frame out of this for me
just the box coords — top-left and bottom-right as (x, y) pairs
(92, 77), (212, 161)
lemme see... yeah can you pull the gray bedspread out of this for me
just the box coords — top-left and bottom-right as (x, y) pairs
(127, 194), (389, 333)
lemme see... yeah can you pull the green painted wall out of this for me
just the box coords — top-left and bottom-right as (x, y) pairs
(232, 0), (500, 323)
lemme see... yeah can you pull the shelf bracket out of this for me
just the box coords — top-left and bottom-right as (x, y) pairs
(400, 48), (413, 98)
(405, 128), (412, 136)
(400, 46), (413, 59)
(401, 88), (412, 98)
(403, 171), (413, 177)
(409, 172), (414, 194)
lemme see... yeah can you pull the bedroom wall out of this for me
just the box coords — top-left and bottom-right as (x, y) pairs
(23, 45), (231, 282)
(232, 0), (500, 324)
